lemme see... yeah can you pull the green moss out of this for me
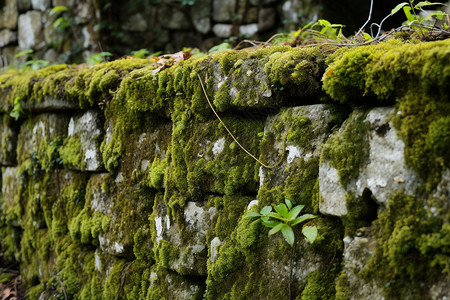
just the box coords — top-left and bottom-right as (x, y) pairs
(60, 137), (83, 169)
(323, 39), (450, 104)
(361, 192), (449, 298)
(321, 110), (369, 187)
(301, 269), (338, 300)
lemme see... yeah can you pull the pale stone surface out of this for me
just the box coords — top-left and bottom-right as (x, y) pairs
(66, 110), (104, 171)
(87, 173), (112, 215)
(1, 0), (19, 29)
(21, 95), (78, 112)
(212, 23), (232, 38)
(212, 0), (235, 22)
(341, 232), (384, 299)
(1, 167), (19, 210)
(210, 237), (222, 263)
(192, 0), (211, 34)
(31, 0), (50, 11)
(18, 11), (44, 50)
(239, 23), (258, 36)
(319, 162), (348, 216)
(0, 115), (18, 165)
(17, 113), (70, 163)
(0, 29), (17, 47)
(154, 199), (216, 276)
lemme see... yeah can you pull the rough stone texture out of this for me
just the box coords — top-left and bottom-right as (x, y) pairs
(149, 270), (204, 299)
(258, 7), (277, 31)
(1, 167), (19, 213)
(212, 23), (232, 38)
(0, 0), (19, 29)
(31, 0), (50, 11)
(0, 115), (18, 165)
(212, 0), (235, 22)
(87, 173), (112, 215)
(21, 95), (79, 112)
(192, 0), (211, 34)
(154, 198), (216, 276)
(159, 5), (191, 30)
(319, 107), (422, 217)
(16, 113), (70, 164)
(65, 109), (104, 171)
(341, 230), (384, 300)
(239, 23), (258, 36)
(0, 29), (17, 47)
(18, 10), (44, 50)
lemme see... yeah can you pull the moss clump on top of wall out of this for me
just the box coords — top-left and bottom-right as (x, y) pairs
(323, 39), (450, 104)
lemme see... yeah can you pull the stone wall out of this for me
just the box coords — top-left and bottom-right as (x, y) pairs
(0, 38), (449, 299)
(0, 0), (418, 66)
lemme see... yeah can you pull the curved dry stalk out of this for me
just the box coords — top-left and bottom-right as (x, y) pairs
(197, 73), (291, 169)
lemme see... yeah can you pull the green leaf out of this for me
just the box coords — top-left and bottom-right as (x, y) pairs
(15, 49), (33, 59)
(50, 5), (68, 16)
(302, 226), (318, 244)
(285, 199), (292, 210)
(262, 220), (280, 228)
(423, 11), (446, 20)
(246, 212), (260, 218)
(291, 214), (317, 226)
(363, 32), (373, 41)
(287, 205), (305, 221)
(10, 98), (23, 121)
(268, 223), (284, 235)
(208, 42), (232, 53)
(391, 2), (409, 15)
(415, 1), (444, 8)
(260, 206), (272, 215)
(268, 212), (283, 220)
(403, 6), (415, 22)
(274, 203), (289, 219)
(281, 225), (295, 246)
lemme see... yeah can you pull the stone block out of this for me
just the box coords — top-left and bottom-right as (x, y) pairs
(153, 195), (216, 276)
(159, 5), (191, 30)
(212, 0), (235, 22)
(60, 109), (104, 171)
(17, 0), (31, 12)
(258, 7), (276, 31)
(192, 0), (211, 34)
(168, 118), (263, 197)
(31, 0), (51, 11)
(18, 11), (44, 50)
(0, 0), (19, 30)
(148, 268), (205, 299)
(1, 167), (20, 213)
(21, 95), (79, 112)
(319, 107), (421, 217)
(17, 113), (70, 165)
(239, 23), (258, 36)
(0, 29), (17, 47)
(212, 23), (232, 38)
(0, 115), (18, 166)
(259, 105), (342, 204)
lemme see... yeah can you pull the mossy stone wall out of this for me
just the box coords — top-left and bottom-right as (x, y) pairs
(0, 39), (449, 299)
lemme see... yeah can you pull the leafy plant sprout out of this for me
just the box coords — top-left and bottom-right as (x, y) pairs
(247, 199), (318, 246)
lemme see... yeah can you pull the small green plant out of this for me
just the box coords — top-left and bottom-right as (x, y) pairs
(50, 6), (71, 32)
(130, 49), (150, 58)
(14, 50), (49, 70)
(393, 1), (446, 27)
(10, 97), (23, 120)
(247, 199), (318, 246)
(86, 52), (113, 65)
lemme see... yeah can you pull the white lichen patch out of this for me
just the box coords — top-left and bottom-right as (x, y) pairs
(155, 216), (163, 243)
(212, 137), (225, 157)
(247, 200), (258, 210)
(210, 237), (222, 263)
(319, 162), (348, 216)
(94, 249), (101, 271)
(286, 145), (302, 163)
(259, 166), (265, 186)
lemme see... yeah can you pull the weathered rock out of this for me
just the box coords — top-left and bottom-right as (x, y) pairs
(260, 105), (341, 194)
(0, 29), (17, 47)
(148, 269), (205, 299)
(87, 173), (112, 215)
(0, 0), (19, 29)
(31, 0), (51, 11)
(339, 230), (384, 299)
(258, 7), (276, 31)
(212, 0), (235, 22)
(122, 13), (148, 32)
(191, 0), (211, 34)
(18, 11), (44, 50)
(319, 107), (421, 217)
(52, 0), (74, 7)
(239, 23), (258, 36)
(16, 113), (70, 165)
(21, 95), (79, 112)
(17, 0), (31, 12)
(212, 23), (232, 38)
(60, 110), (104, 171)
(0, 115), (18, 166)
(153, 197), (216, 276)
(159, 5), (191, 30)
(1, 167), (20, 213)
(73, 1), (94, 24)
